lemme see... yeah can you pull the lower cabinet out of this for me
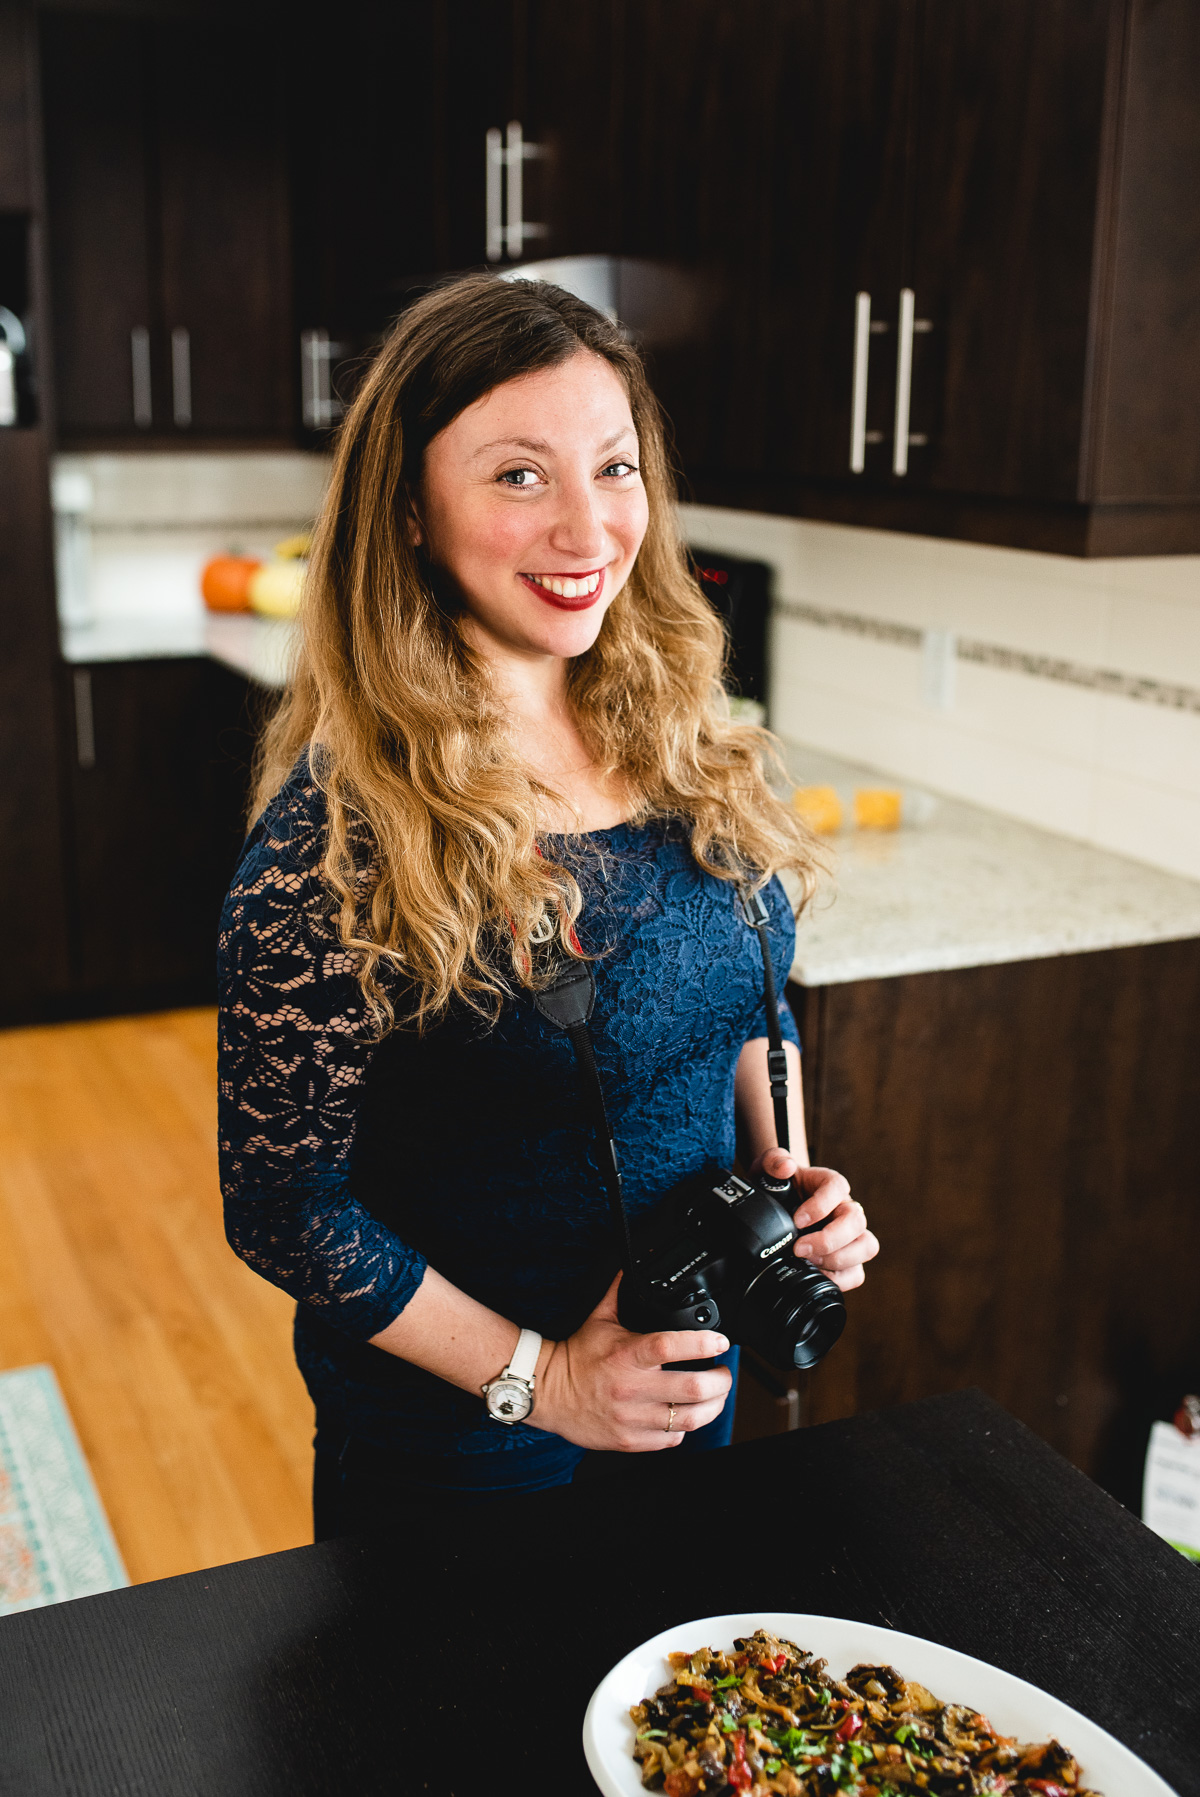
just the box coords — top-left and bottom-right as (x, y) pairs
(63, 658), (258, 1010)
(788, 940), (1200, 1506)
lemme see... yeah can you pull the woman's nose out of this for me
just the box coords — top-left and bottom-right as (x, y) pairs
(545, 476), (608, 561)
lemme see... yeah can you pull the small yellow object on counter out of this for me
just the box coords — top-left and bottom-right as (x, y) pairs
(248, 560), (306, 618)
(273, 532), (312, 560)
(854, 788), (903, 831)
(792, 784), (843, 834)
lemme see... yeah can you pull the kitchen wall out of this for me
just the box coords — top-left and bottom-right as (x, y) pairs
(681, 505), (1200, 883)
(53, 452), (330, 660)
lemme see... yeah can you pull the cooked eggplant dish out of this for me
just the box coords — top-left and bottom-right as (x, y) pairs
(629, 1628), (1101, 1797)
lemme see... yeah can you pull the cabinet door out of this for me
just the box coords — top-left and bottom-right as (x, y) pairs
(615, 0), (785, 484)
(437, 0), (519, 273)
(0, 432), (71, 1014)
(765, 0), (916, 486)
(40, 12), (156, 436)
(66, 660), (254, 1003)
(906, 0), (1110, 500)
(289, 0), (441, 344)
(518, 0), (619, 262)
(153, 21), (292, 438)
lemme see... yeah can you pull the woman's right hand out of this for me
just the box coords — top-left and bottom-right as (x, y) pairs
(534, 1273), (733, 1451)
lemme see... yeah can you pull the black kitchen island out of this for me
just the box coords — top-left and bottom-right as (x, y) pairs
(0, 1390), (1195, 1795)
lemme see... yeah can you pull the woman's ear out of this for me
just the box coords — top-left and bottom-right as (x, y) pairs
(401, 487), (424, 548)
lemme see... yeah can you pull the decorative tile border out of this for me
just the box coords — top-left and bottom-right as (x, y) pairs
(775, 599), (922, 651)
(775, 599), (1200, 716)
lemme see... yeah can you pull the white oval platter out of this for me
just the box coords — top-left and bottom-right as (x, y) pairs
(582, 1610), (1176, 1797)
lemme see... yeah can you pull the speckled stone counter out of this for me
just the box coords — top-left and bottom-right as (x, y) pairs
(781, 740), (1200, 985)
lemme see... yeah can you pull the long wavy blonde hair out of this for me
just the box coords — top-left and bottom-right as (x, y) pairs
(254, 274), (821, 1028)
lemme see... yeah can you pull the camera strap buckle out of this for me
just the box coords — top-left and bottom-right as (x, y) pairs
(737, 885), (771, 931)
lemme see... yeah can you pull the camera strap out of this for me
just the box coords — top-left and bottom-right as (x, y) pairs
(736, 885), (792, 1156)
(532, 882), (789, 1271)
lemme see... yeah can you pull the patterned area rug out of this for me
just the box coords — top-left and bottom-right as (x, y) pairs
(0, 1365), (127, 1614)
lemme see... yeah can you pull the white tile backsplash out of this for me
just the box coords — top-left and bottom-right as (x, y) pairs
(682, 504), (1200, 883)
(52, 450), (332, 631)
(56, 451), (331, 527)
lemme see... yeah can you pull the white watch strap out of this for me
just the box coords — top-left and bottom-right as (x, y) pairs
(507, 1326), (541, 1384)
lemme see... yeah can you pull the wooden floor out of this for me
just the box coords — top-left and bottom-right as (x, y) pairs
(0, 1008), (313, 1584)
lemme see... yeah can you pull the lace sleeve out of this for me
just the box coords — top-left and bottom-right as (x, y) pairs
(216, 762), (428, 1340)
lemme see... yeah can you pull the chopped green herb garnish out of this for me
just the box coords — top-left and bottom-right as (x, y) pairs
(718, 1712), (737, 1734)
(766, 1725), (814, 1762)
(894, 1724), (914, 1743)
(765, 1760), (781, 1776)
(636, 1729), (669, 1740)
(712, 1672), (740, 1689)
(818, 1688), (832, 1708)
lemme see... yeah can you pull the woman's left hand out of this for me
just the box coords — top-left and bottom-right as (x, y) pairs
(749, 1148), (879, 1292)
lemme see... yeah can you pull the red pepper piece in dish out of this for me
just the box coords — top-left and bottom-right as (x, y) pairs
(727, 1730), (753, 1792)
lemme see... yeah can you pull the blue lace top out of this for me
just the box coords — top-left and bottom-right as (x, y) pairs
(217, 754), (800, 1454)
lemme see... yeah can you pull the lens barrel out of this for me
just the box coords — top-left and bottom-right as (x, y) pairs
(734, 1255), (846, 1370)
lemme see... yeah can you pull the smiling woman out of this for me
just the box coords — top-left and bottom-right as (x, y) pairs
(217, 275), (877, 1537)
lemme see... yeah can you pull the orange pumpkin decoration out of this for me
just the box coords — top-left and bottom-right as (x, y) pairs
(201, 554), (261, 612)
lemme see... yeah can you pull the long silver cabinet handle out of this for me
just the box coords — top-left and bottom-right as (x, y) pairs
(893, 288), (916, 475)
(131, 326), (152, 427)
(486, 128), (504, 261)
(505, 120), (525, 260)
(171, 327), (192, 427)
(299, 329), (346, 429)
(850, 291), (871, 472)
(73, 669), (96, 769)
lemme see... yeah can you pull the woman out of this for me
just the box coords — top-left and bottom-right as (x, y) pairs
(218, 275), (878, 1537)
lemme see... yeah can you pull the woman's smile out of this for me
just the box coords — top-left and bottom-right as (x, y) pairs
(518, 567), (606, 609)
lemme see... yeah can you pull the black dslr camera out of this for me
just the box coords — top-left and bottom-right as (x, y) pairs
(616, 1163), (845, 1371)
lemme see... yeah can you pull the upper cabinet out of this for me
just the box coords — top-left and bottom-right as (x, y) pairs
(41, 10), (292, 443)
(617, 0), (1200, 556)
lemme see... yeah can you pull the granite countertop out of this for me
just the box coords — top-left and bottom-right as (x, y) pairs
(782, 739), (1200, 985)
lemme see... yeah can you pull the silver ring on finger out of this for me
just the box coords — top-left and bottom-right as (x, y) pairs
(665, 1402), (677, 1433)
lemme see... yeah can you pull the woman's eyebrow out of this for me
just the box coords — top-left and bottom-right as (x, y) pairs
(469, 427), (637, 461)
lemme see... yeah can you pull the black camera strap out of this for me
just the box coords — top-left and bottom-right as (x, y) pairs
(532, 883), (789, 1271)
(737, 886), (792, 1156)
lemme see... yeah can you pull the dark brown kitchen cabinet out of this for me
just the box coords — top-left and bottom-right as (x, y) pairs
(627, 0), (1200, 556)
(41, 9), (292, 443)
(787, 937), (1200, 1509)
(0, 7), (72, 1020)
(0, 428), (72, 1016)
(618, 0), (918, 496)
(288, 0), (620, 383)
(63, 658), (257, 1009)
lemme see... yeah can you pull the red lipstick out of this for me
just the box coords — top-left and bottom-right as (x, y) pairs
(518, 568), (607, 611)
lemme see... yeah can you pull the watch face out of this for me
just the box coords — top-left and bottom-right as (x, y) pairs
(485, 1378), (533, 1423)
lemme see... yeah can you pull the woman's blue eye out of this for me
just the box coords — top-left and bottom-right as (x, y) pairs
(602, 461), (637, 478)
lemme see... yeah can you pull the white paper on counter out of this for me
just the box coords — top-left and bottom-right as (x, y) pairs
(1142, 1420), (1200, 1560)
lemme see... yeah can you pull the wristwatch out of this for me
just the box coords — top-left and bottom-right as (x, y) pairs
(482, 1327), (542, 1424)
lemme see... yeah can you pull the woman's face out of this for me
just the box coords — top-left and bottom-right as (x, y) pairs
(416, 349), (649, 665)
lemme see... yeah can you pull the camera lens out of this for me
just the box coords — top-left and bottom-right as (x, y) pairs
(733, 1256), (846, 1371)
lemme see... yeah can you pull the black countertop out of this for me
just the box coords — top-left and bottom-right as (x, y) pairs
(0, 1390), (1195, 1796)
